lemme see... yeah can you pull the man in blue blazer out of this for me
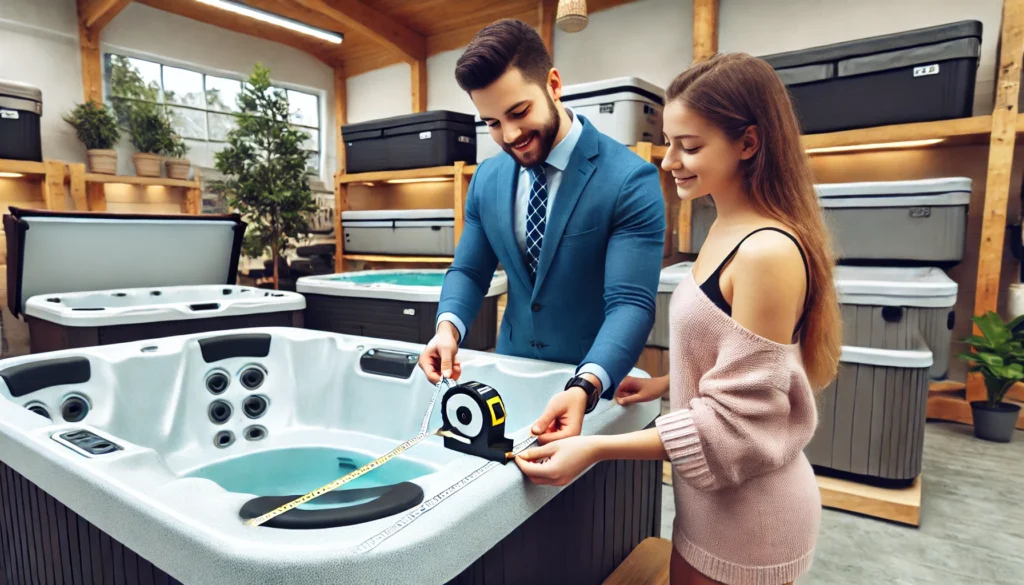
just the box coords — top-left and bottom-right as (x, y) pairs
(418, 19), (665, 444)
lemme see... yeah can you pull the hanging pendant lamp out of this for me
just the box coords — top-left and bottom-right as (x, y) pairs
(556, 0), (588, 33)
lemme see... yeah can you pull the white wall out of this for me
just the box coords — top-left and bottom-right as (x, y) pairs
(0, 0), (337, 183)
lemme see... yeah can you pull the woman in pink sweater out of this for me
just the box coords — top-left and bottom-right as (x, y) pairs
(516, 52), (843, 585)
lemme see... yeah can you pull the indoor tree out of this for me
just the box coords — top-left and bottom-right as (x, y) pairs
(209, 63), (316, 290)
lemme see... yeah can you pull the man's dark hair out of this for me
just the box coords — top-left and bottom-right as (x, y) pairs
(455, 19), (553, 92)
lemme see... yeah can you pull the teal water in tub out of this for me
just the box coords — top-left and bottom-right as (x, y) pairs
(185, 447), (435, 509)
(325, 272), (444, 287)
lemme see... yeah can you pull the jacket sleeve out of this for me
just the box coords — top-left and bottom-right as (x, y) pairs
(578, 161), (665, 395)
(435, 168), (499, 337)
(655, 342), (815, 491)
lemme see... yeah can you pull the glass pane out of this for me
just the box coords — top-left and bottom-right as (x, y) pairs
(167, 106), (206, 140)
(292, 126), (318, 151)
(206, 76), (242, 113)
(208, 112), (238, 141)
(287, 90), (318, 127)
(108, 55), (162, 102)
(305, 151), (320, 172)
(162, 66), (204, 108)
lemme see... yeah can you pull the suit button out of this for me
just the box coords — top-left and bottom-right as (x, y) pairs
(531, 303), (541, 312)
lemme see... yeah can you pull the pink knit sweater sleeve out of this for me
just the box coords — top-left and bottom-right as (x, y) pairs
(655, 332), (816, 492)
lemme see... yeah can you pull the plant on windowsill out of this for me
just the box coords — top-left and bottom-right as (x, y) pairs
(208, 63), (315, 291)
(62, 100), (121, 175)
(164, 133), (191, 180)
(957, 311), (1024, 443)
(125, 100), (176, 177)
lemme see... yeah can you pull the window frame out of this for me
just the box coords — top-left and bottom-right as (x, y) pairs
(99, 46), (326, 178)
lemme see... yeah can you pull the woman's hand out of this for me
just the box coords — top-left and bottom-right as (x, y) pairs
(613, 375), (668, 405)
(515, 436), (600, 487)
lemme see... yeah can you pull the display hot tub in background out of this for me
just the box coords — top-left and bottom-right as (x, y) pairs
(297, 269), (506, 351)
(0, 327), (660, 585)
(3, 207), (305, 353)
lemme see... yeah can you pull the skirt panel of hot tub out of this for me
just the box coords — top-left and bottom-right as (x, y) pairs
(303, 294), (498, 351)
(25, 311), (303, 354)
(0, 457), (659, 585)
(804, 360), (930, 487)
(445, 458), (662, 585)
(0, 460), (184, 585)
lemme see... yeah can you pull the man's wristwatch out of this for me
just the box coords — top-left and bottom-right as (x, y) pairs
(565, 375), (601, 414)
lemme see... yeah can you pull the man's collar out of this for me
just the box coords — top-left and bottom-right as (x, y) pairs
(521, 107), (583, 173)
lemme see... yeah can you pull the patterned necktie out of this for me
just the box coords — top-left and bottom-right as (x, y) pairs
(525, 164), (548, 281)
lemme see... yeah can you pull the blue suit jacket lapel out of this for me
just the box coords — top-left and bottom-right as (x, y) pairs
(532, 122), (600, 294)
(495, 156), (531, 289)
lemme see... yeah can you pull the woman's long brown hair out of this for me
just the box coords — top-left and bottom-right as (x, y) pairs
(667, 52), (842, 390)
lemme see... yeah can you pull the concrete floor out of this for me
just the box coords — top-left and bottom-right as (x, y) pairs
(658, 422), (1024, 585)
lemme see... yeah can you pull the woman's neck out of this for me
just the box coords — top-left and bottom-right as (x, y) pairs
(708, 182), (760, 225)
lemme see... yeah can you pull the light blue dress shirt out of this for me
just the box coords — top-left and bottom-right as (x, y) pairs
(437, 109), (613, 394)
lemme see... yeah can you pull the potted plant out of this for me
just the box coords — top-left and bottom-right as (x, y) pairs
(957, 311), (1024, 442)
(126, 100), (174, 177)
(62, 101), (120, 174)
(209, 63), (316, 290)
(164, 133), (191, 180)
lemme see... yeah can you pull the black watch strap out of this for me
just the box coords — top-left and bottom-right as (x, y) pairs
(565, 376), (601, 414)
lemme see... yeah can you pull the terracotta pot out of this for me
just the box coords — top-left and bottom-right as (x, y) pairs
(133, 152), (163, 177)
(165, 158), (191, 180)
(86, 149), (118, 175)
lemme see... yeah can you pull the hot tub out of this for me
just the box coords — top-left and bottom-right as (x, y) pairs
(297, 269), (506, 351)
(0, 327), (661, 585)
(3, 207), (305, 353)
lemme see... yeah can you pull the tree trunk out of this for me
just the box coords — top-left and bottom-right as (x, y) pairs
(272, 243), (280, 290)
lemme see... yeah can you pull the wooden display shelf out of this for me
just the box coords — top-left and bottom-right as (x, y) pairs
(81, 173), (199, 188)
(341, 254), (454, 263)
(336, 164), (477, 185)
(67, 164), (202, 214)
(0, 159), (48, 177)
(334, 161), (473, 272)
(0, 158), (68, 211)
(927, 378), (1024, 430)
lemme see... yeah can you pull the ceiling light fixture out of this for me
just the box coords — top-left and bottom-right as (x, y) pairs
(196, 0), (343, 44)
(805, 138), (945, 154)
(0, 172), (25, 178)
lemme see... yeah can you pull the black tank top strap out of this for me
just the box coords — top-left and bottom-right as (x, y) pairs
(699, 227), (811, 333)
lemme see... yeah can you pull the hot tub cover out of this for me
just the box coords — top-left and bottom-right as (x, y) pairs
(4, 207), (246, 317)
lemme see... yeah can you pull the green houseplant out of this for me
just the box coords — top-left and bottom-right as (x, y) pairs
(957, 311), (1024, 442)
(126, 100), (176, 177)
(209, 63), (315, 290)
(62, 100), (121, 174)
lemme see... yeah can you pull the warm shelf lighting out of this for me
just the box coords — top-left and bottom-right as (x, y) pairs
(386, 177), (454, 184)
(196, 0), (343, 44)
(0, 172), (24, 178)
(805, 138), (945, 154)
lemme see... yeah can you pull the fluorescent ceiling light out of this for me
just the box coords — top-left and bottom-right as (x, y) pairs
(0, 172), (24, 178)
(805, 138), (945, 154)
(196, 0), (343, 44)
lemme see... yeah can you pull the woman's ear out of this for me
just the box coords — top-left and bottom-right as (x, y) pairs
(739, 125), (760, 160)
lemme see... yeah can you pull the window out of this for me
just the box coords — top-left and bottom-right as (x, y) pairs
(103, 53), (321, 173)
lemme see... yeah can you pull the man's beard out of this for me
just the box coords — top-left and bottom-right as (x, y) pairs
(502, 94), (561, 168)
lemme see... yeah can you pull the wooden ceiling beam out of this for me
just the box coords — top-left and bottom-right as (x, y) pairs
(293, 0), (425, 62)
(692, 0), (719, 62)
(79, 0), (132, 31)
(538, 0), (556, 55)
